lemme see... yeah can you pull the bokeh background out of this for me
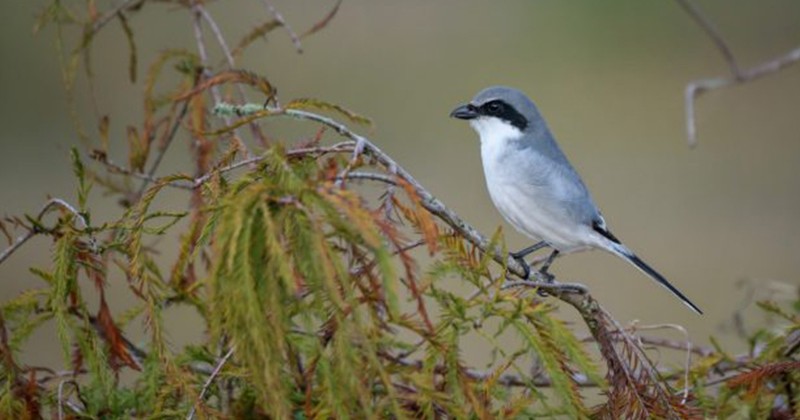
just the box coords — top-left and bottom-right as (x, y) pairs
(1, 0), (799, 369)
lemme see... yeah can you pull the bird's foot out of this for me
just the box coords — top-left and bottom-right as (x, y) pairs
(534, 271), (555, 297)
(537, 249), (560, 284)
(539, 270), (555, 283)
(513, 256), (532, 281)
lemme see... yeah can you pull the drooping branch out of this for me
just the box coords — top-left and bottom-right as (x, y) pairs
(674, 0), (741, 78)
(675, 0), (800, 146)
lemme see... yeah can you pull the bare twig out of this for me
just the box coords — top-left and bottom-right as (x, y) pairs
(57, 380), (85, 419)
(187, 345), (236, 420)
(0, 198), (87, 265)
(626, 322), (693, 403)
(97, 141), (357, 193)
(379, 351), (600, 388)
(676, 0), (800, 146)
(189, 0), (252, 156)
(136, 93), (193, 197)
(196, 6), (236, 67)
(99, 157), (194, 190)
(0, 230), (37, 267)
(580, 333), (713, 358)
(89, 0), (138, 35)
(259, 0), (303, 53)
(191, 141), (356, 187)
(674, 0), (741, 78)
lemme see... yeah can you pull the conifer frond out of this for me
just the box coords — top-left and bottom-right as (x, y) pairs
(9, 4), (799, 417)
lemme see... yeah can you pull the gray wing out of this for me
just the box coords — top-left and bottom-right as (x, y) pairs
(529, 150), (603, 228)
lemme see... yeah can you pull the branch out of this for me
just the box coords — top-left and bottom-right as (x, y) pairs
(271, 106), (538, 281)
(206, 103), (700, 415)
(88, 0), (139, 35)
(259, 0), (303, 53)
(187, 346), (236, 420)
(135, 88), (193, 197)
(674, 0), (741, 78)
(676, 0), (800, 146)
(378, 351), (600, 388)
(188, 0), (252, 156)
(191, 141), (356, 187)
(0, 198), (87, 266)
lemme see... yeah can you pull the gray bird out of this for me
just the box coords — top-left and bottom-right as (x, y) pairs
(450, 86), (702, 314)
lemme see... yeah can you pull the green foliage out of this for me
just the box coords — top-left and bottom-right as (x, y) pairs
(2, 1), (797, 418)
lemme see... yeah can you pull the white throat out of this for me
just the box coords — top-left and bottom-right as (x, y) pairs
(469, 116), (523, 145)
(470, 116), (523, 164)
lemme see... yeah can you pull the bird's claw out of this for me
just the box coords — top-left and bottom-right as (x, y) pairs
(514, 257), (531, 281)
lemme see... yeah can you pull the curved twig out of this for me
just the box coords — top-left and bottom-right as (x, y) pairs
(676, 0), (800, 146)
(0, 198), (87, 266)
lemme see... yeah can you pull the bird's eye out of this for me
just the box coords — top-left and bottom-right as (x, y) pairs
(486, 102), (503, 114)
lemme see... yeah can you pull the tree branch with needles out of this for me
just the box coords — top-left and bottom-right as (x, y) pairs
(12, 2), (799, 417)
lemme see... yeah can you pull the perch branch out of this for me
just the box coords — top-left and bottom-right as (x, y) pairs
(203, 103), (700, 413)
(270, 107), (539, 280)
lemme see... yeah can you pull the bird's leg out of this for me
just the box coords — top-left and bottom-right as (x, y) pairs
(538, 250), (560, 283)
(510, 242), (548, 281)
(510, 241), (548, 261)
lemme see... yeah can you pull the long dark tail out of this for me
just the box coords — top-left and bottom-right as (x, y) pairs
(608, 242), (703, 315)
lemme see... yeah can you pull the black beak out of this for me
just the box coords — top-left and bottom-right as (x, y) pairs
(450, 104), (479, 120)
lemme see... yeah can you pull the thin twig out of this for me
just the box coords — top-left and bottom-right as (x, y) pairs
(260, 0), (303, 53)
(196, 3), (270, 147)
(99, 157), (194, 190)
(187, 346), (236, 420)
(0, 230), (36, 267)
(674, 0), (741, 78)
(0, 198), (87, 265)
(98, 141), (357, 192)
(189, 0), (252, 156)
(684, 46), (800, 147)
(57, 380), (85, 419)
(627, 322), (693, 403)
(580, 333), (713, 357)
(136, 94), (192, 197)
(190, 141), (355, 187)
(676, 0), (800, 146)
(196, 6), (236, 67)
(89, 0), (138, 35)
(379, 351), (600, 388)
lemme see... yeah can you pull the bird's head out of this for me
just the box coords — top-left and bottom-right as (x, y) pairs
(450, 86), (542, 142)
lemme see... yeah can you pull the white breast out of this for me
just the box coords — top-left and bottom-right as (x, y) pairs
(471, 117), (594, 252)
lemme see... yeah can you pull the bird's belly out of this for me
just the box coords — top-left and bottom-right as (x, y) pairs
(485, 180), (590, 253)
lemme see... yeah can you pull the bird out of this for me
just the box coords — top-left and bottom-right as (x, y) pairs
(450, 86), (702, 314)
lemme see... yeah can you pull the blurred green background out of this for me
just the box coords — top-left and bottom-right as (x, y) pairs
(1, 0), (799, 369)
